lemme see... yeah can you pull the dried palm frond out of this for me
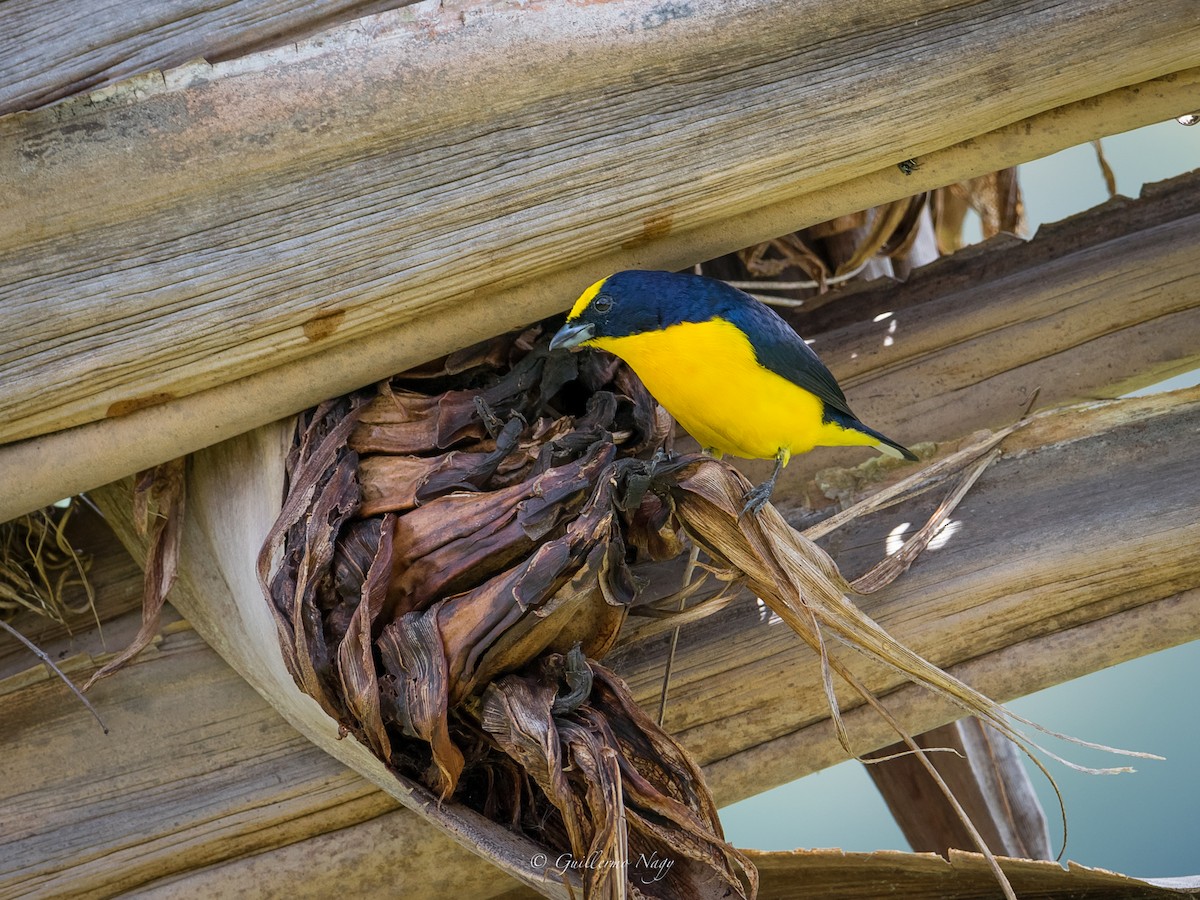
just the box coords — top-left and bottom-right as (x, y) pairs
(83, 458), (185, 690)
(932, 169), (1026, 254)
(709, 167), (1024, 308)
(261, 329), (753, 898)
(482, 650), (757, 899)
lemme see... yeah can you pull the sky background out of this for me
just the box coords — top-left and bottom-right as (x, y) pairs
(717, 118), (1200, 879)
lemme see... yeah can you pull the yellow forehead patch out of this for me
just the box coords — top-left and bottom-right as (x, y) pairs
(568, 276), (609, 320)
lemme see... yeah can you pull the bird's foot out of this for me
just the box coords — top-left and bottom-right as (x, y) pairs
(740, 481), (774, 517)
(740, 449), (788, 517)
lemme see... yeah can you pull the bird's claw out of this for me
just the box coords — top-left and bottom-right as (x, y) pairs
(740, 482), (773, 517)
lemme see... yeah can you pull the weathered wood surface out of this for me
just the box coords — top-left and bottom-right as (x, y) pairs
(0, 0), (410, 116)
(3, 0), (1199, 521)
(864, 720), (1052, 860)
(497, 849), (1200, 900)
(0, 624), (414, 900)
(45, 385), (1191, 896)
(741, 850), (1200, 900)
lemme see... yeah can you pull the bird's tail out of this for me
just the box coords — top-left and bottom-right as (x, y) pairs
(827, 409), (918, 461)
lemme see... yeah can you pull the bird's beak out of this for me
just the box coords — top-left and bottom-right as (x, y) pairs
(549, 320), (596, 352)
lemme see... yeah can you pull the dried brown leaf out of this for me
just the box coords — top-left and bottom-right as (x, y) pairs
(483, 655), (756, 900)
(480, 674), (590, 859)
(263, 328), (759, 897)
(336, 514), (393, 759)
(378, 611), (464, 798)
(357, 418), (540, 515)
(83, 456), (185, 690)
(259, 395), (371, 715)
(834, 199), (913, 277)
(882, 193), (931, 259)
(805, 210), (870, 240)
(352, 348), (563, 455)
(932, 185), (972, 254)
(935, 168), (1026, 253)
(738, 234), (829, 285)
(387, 443), (615, 617)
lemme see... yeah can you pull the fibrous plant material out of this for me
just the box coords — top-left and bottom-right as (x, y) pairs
(262, 328), (754, 898)
(0, 504), (94, 626)
(716, 168), (1024, 303)
(0, 502), (109, 729)
(83, 458), (185, 690)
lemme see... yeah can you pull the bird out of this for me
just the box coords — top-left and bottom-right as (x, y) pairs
(549, 269), (917, 515)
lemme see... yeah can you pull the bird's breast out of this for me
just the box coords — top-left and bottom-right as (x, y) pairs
(589, 318), (830, 460)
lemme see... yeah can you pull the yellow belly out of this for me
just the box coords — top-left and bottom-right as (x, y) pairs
(591, 319), (879, 460)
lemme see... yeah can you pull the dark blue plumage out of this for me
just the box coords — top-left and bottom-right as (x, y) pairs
(551, 269), (917, 516)
(591, 271), (858, 423)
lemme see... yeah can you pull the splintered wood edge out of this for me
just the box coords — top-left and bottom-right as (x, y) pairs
(494, 848), (1200, 899)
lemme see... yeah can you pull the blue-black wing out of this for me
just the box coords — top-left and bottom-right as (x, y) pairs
(716, 287), (857, 421)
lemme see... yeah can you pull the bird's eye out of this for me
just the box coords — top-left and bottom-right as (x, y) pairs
(593, 296), (613, 313)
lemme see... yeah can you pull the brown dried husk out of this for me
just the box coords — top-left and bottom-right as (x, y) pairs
(262, 327), (755, 899)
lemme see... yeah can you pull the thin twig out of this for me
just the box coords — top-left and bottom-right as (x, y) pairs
(851, 447), (1000, 594)
(0, 618), (109, 733)
(721, 261), (871, 293)
(657, 542), (700, 727)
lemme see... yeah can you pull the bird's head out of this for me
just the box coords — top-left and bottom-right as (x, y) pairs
(549, 270), (714, 351)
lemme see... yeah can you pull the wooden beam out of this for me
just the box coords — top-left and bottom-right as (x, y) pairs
(736, 850), (1200, 900)
(3, 0), (1199, 520)
(5, 589), (1194, 896)
(496, 848), (1200, 900)
(0, 0), (411, 116)
(0, 626), (531, 899)
(0, 623), (421, 899)
(863, 720), (1052, 860)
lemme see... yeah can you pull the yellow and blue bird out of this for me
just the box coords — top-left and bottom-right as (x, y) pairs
(549, 269), (917, 514)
